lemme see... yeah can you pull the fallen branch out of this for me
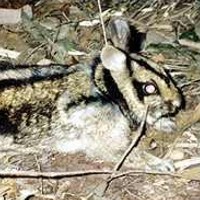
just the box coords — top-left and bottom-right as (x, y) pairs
(0, 170), (112, 179)
(0, 168), (192, 181)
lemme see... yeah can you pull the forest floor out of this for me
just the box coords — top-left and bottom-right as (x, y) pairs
(0, 0), (200, 199)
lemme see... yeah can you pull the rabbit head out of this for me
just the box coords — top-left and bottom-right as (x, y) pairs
(100, 45), (183, 132)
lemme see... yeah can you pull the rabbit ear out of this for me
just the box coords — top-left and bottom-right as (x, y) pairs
(100, 45), (127, 72)
(108, 18), (131, 52)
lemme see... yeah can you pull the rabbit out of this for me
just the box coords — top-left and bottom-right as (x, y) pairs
(0, 18), (184, 169)
(51, 42), (183, 163)
(48, 20), (183, 165)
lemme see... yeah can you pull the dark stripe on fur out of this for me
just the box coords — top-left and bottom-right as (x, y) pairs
(0, 75), (64, 90)
(0, 64), (82, 90)
(128, 55), (171, 87)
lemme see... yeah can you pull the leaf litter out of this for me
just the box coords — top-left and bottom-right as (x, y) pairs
(0, 0), (200, 199)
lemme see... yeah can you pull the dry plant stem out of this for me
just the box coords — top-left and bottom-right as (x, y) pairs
(101, 106), (149, 196)
(23, 43), (45, 63)
(97, 0), (107, 45)
(110, 170), (181, 181)
(0, 170), (112, 179)
(178, 39), (200, 52)
(129, 1), (150, 19)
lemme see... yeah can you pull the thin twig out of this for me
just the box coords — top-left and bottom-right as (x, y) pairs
(101, 106), (149, 195)
(109, 169), (181, 181)
(97, 0), (108, 45)
(114, 106), (149, 171)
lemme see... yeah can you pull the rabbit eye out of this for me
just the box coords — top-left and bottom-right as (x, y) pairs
(143, 82), (157, 95)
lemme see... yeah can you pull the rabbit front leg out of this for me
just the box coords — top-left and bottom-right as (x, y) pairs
(53, 91), (132, 161)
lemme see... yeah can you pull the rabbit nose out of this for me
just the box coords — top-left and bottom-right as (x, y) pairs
(165, 100), (181, 113)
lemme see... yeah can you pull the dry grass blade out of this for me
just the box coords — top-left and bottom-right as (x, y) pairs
(97, 0), (107, 45)
(178, 39), (200, 52)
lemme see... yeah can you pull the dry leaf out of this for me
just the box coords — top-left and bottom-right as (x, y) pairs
(151, 53), (165, 63)
(179, 166), (200, 181)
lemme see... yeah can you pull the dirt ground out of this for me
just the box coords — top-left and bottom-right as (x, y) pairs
(0, 0), (200, 199)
